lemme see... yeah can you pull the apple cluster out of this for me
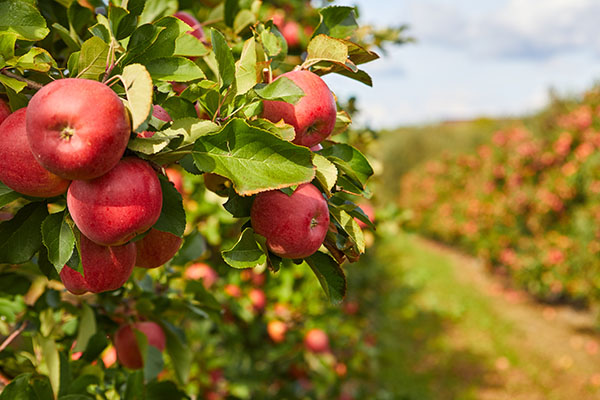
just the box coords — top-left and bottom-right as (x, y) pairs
(0, 78), (182, 295)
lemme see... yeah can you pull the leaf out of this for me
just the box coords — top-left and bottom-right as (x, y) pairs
(306, 251), (346, 304)
(0, 0), (50, 41)
(0, 202), (48, 264)
(73, 304), (96, 352)
(162, 322), (192, 384)
(10, 47), (56, 72)
(174, 34), (209, 57)
(0, 182), (21, 206)
(258, 23), (287, 68)
(145, 56), (206, 82)
(143, 345), (164, 382)
(122, 63), (153, 131)
(81, 332), (108, 362)
(253, 77), (304, 104)
(313, 6), (358, 40)
(320, 143), (373, 189)
(124, 371), (144, 400)
(77, 36), (109, 80)
(223, 190), (254, 217)
(139, 0), (178, 24)
(192, 118), (315, 196)
(150, 117), (219, 151)
(304, 34), (353, 71)
(248, 118), (295, 142)
(0, 31), (17, 62)
(0, 73), (26, 93)
(332, 110), (352, 136)
(128, 132), (172, 155)
(0, 297), (25, 323)
(40, 335), (60, 398)
(234, 9), (255, 35)
(235, 37), (257, 95)
(0, 373), (34, 400)
(146, 381), (189, 400)
(132, 17), (191, 64)
(171, 231), (207, 265)
(162, 96), (197, 120)
(224, 0), (240, 27)
(222, 228), (267, 269)
(153, 175), (186, 237)
(312, 154), (338, 196)
(127, 23), (165, 59)
(210, 28), (236, 89)
(329, 206), (365, 254)
(41, 211), (75, 273)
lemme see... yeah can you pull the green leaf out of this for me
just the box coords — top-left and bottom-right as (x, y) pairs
(0, 296), (25, 323)
(321, 66), (373, 87)
(192, 118), (315, 196)
(77, 36), (109, 80)
(128, 132), (172, 155)
(0, 0), (50, 41)
(233, 9), (255, 35)
(329, 205), (365, 254)
(320, 143), (373, 189)
(0, 31), (17, 62)
(0, 373), (33, 400)
(153, 175), (186, 237)
(248, 118), (295, 142)
(306, 251), (346, 304)
(124, 371), (144, 400)
(171, 231), (207, 265)
(162, 322), (192, 384)
(235, 37), (257, 95)
(258, 23), (287, 68)
(223, 189), (254, 217)
(222, 227), (267, 269)
(127, 23), (165, 59)
(122, 63), (153, 131)
(73, 304), (96, 352)
(160, 118), (220, 145)
(146, 56), (206, 82)
(332, 110), (352, 136)
(224, 0), (240, 27)
(40, 335), (60, 398)
(313, 6), (358, 40)
(132, 17), (191, 64)
(312, 153), (338, 196)
(81, 332), (108, 362)
(41, 211), (75, 273)
(139, 0), (178, 24)
(174, 34), (209, 57)
(304, 34), (355, 72)
(0, 202), (48, 264)
(146, 381), (189, 400)
(10, 47), (56, 72)
(52, 23), (80, 51)
(0, 182), (21, 206)
(254, 77), (304, 104)
(210, 28), (236, 89)
(0, 73), (26, 93)
(143, 345), (164, 382)
(162, 96), (197, 120)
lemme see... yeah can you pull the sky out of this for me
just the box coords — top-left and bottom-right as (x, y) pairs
(321, 0), (600, 129)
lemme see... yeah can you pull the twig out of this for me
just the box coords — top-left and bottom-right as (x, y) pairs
(0, 321), (28, 353)
(0, 70), (43, 90)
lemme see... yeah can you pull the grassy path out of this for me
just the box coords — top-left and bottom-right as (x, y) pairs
(361, 229), (600, 399)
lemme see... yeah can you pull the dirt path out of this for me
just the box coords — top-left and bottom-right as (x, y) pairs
(418, 237), (600, 400)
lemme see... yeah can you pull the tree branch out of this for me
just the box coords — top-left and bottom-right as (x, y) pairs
(0, 321), (28, 353)
(0, 70), (43, 91)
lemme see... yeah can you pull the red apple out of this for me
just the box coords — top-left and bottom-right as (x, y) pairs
(304, 328), (329, 353)
(281, 20), (300, 48)
(0, 98), (10, 124)
(267, 320), (287, 343)
(165, 167), (184, 195)
(185, 263), (218, 288)
(224, 284), (242, 298)
(310, 143), (323, 152)
(59, 235), (136, 294)
(0, 108), (70, 197)
(356, 203), (375, 229)
(174, 11), (204, 40)
(26, 78), (131, 180)
(67, 157), (163, 246)
(114, 321), (166, 369)
(262, 70), (337, 148)
(251, 183), (329, 259)
(249, 288), (266, 311)
(135, 228), (183, 269)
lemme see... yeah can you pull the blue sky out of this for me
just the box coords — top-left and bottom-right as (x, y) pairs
(321, 0), (600, 128)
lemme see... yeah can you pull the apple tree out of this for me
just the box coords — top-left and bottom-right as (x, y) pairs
(0, 0), (408, 398)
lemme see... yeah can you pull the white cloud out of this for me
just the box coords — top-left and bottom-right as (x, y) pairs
(411, 0), (600, 59)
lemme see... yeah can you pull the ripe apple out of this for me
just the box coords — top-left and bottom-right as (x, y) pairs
(59, 234), (136, 294)
(135, 228), (183, 269)
(0, 108), (70, 197)
(26, 78), (131, 180)
(262, 70), (337, 148)
(224, 283), (242, 298)
(0, 98), (10, 124)
(356, 203), (375, 229)
(267, 320), (287, 343)
(114, 321), (166, 369)
(165, 167), (184, 195)
(304, 328), (329, 353)
(281, 20), (301, 48)
(251, 183), (329, 259)
(249, 288), (266, 311)
(67, 157), (163, 246)
(185, 262), (218, 288)
(174, 11), (204, 41)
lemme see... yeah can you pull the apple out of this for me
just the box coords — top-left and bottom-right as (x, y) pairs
(0, 108), (70, 197)
(251, 183), (329, 259)
(26, 78), (131, 180)
(281, 20), (300, 48)
(310, 143), (323, 152)
(248, 288), (266, 311)
(262, 70), (337, 148)
(101, 346), (117, 368)
(165, 167), (184, 195)
(59, 234), (136, 294)
(304, 328), (329, 353)
(67, 157), (163, 246)
(356, 203), (375, 229)
(267, 320), (287, 343)
(114, 321), (166, 369)
(135, 228), (183, 269)
(139, 105), (172, 138)
(174, 11), (204, 41)
(224, 284), (242, 298)
(343, 300), (359, 315)
(185, 263), (218, 288)
(0, 98), (10, 124)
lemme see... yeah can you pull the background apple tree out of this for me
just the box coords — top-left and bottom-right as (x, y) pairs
(0, 0), (409, 398)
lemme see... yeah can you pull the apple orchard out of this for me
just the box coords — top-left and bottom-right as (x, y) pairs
(0, 0), (409, 399)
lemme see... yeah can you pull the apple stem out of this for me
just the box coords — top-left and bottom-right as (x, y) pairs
(0, 69), (43, 90)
